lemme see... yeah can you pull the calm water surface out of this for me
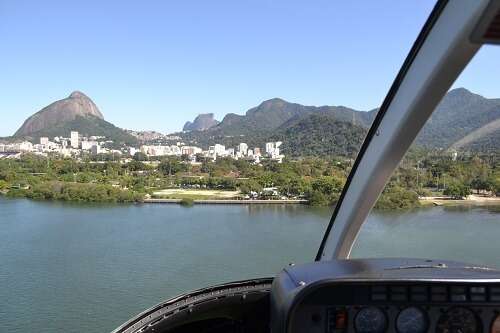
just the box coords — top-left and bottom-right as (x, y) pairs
(0, 197), (499, 333)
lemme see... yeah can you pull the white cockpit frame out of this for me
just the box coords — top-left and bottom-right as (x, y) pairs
(317, 0), (500, 261)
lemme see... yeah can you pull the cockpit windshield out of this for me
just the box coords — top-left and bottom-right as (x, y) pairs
(350, 45), (500, 268)
(0, 1), (499, 333)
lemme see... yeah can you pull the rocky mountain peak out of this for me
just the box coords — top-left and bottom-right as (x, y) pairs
(183, 113), (220, 131)
(14, 91), (104, 137)
(69, 90), (89, 99)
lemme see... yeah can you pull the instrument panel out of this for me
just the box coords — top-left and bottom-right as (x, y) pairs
(270, 259), (500, 333)
(290, 283), (500, 333)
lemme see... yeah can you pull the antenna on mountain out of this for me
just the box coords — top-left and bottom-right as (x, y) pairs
(352, 112), (356, 126)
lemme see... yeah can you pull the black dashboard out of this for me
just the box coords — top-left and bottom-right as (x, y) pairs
(270, 258), (500, 333)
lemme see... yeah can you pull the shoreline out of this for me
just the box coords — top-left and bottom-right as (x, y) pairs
(419, 194), (500, 207)
(2, 193), (499, 207)
(144, 198), (309, 204)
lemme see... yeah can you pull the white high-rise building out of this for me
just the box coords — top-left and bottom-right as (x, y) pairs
(70, 131), (79, 148)
(40, 137), (49, 145)
(214, 144), (226, 156)
(15, 141), (33, 152)
(265, 142), (283, 157)
(265, 142), (275, 154)
(181, 146), (202, 156)
(81, 140), (98, 150)
(238, 143), (248, 156)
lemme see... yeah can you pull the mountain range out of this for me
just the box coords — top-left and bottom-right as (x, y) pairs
(415, 88), (500, 151)
(180, 88), (500, 155)
(179, 99), (377, 157)
(7, 88), (500, 156)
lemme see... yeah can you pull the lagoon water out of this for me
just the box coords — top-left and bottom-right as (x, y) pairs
(0, 197), (499, 333)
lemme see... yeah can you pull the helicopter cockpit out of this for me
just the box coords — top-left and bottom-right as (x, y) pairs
(112, 1), (500, 332)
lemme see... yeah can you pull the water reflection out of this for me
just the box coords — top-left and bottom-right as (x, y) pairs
(1, 197), (499, 333)
(352, 206), (500, 269)
(243, 203), (333, 219)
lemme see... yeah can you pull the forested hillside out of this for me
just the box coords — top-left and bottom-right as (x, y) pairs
(178, 88), (500, 155)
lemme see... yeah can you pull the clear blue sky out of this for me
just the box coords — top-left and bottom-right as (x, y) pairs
(0, 0), (498, 136)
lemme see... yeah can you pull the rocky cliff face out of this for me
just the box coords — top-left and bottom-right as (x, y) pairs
(15, 91), (104, 136)
(183, 113), (219, 131)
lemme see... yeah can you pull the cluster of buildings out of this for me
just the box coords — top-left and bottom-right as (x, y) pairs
(139, 141), (284, 163)
(0, 129), (285, 163)
(0, 131), (119, 159)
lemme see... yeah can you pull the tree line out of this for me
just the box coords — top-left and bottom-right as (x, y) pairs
(0, 149), (498, 208)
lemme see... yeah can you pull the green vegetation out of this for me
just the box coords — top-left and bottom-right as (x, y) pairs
(0, 149), (498, 208)
(375, 186), (420, 210)
(443, 182), (471, 199)
(390, 149), (500, 207)
(11, 181), (144, 203)
(180, 198), (194, 207)
(271, 114), (368, 157)
(0, 154), (145, 203)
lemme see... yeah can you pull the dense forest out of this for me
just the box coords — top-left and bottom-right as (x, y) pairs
(271, 114), (367, 157)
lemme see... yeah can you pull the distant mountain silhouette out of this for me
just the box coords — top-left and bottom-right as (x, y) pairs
(214, 97), (375, 136)
(416, 88), (500, 150)
(11, 88), (500, 153)
(14, 91), (137, 145)
(178, 88), (500, 154)
(183, 113), (219, 131)
(15, 91), (103, 136)
(177, 99), (376, 157)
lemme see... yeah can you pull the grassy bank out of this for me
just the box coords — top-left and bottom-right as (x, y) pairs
(152, 189), (240, 200)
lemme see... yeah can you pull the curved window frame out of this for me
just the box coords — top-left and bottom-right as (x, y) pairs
(316, 0), (499, 261)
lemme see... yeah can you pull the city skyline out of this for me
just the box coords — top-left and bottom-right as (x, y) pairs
(0, 127), (286, 165)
